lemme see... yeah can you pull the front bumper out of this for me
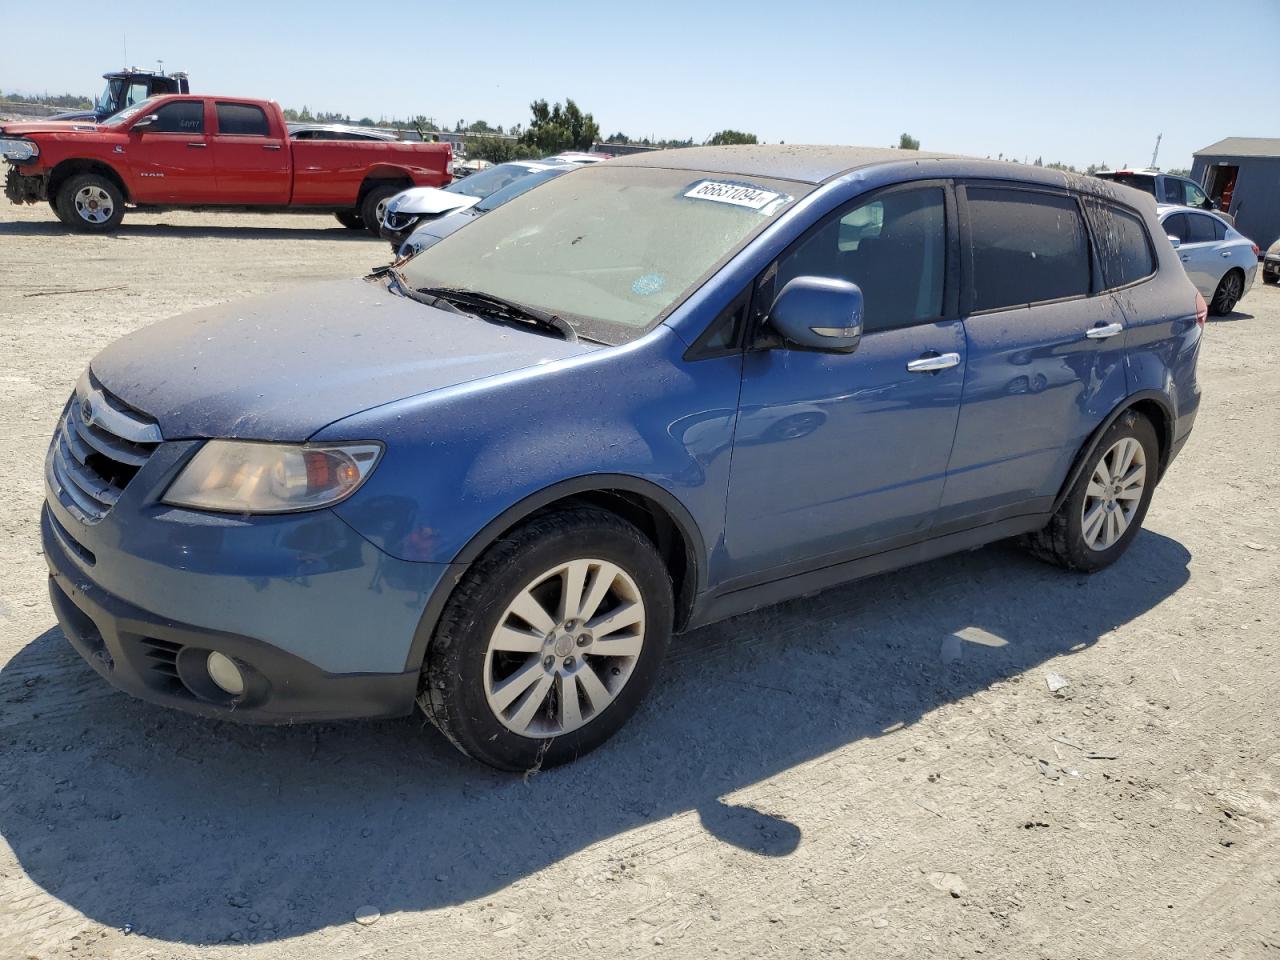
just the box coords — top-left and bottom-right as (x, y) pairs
(4, 165), (48, 204)
(1264, 256), (1280, 278)
(44, 507), (420, 723)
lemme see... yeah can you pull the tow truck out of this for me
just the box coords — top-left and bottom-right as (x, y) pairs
(50, 67), (190, 123)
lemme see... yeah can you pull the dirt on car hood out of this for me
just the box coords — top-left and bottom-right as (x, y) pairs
(89, 277), (596, 441)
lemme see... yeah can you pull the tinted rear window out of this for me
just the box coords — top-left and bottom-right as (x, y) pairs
(967, 187), (1091, 311)
(1092, 204), (1155, 289)
(1098, 172), (1157, 197)
(216, 102), (270, 136)
(1187, 213), (1217, 244)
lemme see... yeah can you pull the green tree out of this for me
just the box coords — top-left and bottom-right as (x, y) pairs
(464, 135), (541, 165)
(898, 132), (920, 150)
(521, 98), (601, 154)
(707, 129), (758, 146)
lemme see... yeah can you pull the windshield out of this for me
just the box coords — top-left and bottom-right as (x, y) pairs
(475, 166), (573, 212)
(102, 97), (160, 127)
(402, 164), (804, 344)
(95, 79), (123, 115)
(444, 163), (549, 201)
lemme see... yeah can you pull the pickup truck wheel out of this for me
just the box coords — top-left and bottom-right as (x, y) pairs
(57, 174), (125, 232)
(49, 198), (71, 225)
(334, 211), (363, 230)
(1022, 411), (1158, 573)
(359, 185), (400, 238)
(419, 506), (674, 771)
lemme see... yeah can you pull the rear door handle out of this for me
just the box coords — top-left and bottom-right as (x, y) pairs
(1085, 322), (1124, 340)
(1220, 251), (1231, 258)
(906, 352), (961, 373)
(186, 142), (207, 149)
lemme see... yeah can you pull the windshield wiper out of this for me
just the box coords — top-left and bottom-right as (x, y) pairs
(417, 286), (578, 343)
(376, 266), (469, 315)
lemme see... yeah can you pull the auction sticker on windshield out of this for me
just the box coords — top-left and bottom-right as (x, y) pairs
(684, 180), (782, 210)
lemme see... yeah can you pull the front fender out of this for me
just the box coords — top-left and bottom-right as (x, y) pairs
(319, 326), (741, 578)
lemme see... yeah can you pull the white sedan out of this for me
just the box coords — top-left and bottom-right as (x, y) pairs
(1159, 204), (1258, 315)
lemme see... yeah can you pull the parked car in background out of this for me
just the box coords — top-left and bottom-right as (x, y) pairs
(41, 146), (1203, 770)
(0, 94), (452, 234)
(1263, 238), (1280, 284)
(396, 160), (580, 258)
(1097, 169), (1233, 223)
(379, 158), (577, 249)
(1159, 204), (1258, 314)
(287, 123), (398, 142)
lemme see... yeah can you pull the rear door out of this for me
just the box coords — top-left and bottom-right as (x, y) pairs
(936, 183), (1130, 526)
(125, 99), (216, 203)
(210, 101), (290, 205)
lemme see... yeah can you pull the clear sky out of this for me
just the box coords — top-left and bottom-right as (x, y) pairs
(3, 0), (1276, 170)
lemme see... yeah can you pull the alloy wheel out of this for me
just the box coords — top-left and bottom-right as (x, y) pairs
(483, 559), (646, 738)
(74, 185), (114, 224)
(1081, 436), (1147, 551)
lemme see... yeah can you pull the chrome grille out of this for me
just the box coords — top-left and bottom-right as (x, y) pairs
(48, 372), (161, 523)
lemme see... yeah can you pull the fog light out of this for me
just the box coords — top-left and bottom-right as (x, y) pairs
(206, 651), (245, 697)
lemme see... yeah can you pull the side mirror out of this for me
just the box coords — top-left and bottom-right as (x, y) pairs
(131, 114), (158, 130)
(768, 276), (864, 354)
(1167, 235), (1181, 249)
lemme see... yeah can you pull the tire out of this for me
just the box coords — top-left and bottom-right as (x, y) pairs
(359, 185), (400, 239)
(1209, 269), (1244, 315)
(1262, 269), (1278, 286)
(421, 505), (674, 771)
(1023, 411), (1159, 573)
(334, 210), (363, 230)
(55, 173), (125, 232)
(49, 198), (71, 225)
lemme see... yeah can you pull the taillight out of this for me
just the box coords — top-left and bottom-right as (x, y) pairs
(1194, 291), (1208, 328)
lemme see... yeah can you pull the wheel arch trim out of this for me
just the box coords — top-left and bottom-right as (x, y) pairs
(402, 474), (709, 673)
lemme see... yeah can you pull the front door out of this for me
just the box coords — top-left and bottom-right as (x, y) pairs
(126, 99), (216, 203)
(210, 101), (290, 205)
(1165, 211), (1223, 295)
(722, 183), (965, 586)
(937, 184), (1131, 525)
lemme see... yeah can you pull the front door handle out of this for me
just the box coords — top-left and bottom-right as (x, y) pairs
(263, 143), (283, 151)
(906, 352), (961, 373)
(186, 142), (207, 149)
(1085, 322), (1124, 340)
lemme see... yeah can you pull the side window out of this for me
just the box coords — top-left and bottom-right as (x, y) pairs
(966, 187), (1090, 311)
(1161, 178), (1185, 204)
(1186, 213), (1217, 244)
(1095, 205), (1155, 289)
(775, 186), (946, 334)
(1185, 181), (1208, 208)
(216, 102), (270, 137)
(149, 101), (204, 134)
(1162, 213), (1189, 243)
(125, 82), (150, 107)
(1212, 218), (1227, 241)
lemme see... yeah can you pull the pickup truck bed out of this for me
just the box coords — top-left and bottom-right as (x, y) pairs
(0, 94), (452, 235)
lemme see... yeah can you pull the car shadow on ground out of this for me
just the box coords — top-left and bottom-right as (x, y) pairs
(0, 220), (376, 242)
(1208, 307), (1254, 323)
(0, 531), (1191, 945)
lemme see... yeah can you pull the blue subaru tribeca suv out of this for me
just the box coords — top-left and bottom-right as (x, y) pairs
(43, 146), (1203, 770)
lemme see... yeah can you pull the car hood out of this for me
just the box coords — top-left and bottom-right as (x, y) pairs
(389, 187), (480, 216)
(89, 278), (597, 441)
(0, 120), (102, 136)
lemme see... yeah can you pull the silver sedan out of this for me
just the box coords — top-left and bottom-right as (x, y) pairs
(1159, 204), (1258, 315)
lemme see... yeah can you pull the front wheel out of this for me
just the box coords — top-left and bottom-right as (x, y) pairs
(1023, 411), (1159, 572)
(1209, 269), (1244, 315)
(334, 210), (364, 230)
(56, 173), (125, 232)
(420, 506), (673, 771)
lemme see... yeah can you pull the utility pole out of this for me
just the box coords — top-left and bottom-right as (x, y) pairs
(1150, 133), (1162, 170)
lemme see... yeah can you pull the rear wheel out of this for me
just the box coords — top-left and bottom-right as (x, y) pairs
(420, 506), (673, 771)
(359, 185), (401, 239)
(1023, 411), (1158, 572)
(334, 210), (363, 230)
(56, 173), (125, 232)
(1209, 269), (1244, 315)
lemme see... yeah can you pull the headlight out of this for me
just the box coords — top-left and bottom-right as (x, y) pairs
(0, 138), (39, 161)
(163, 441), (382, 514)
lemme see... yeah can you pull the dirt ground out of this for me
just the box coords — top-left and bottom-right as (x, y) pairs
(0, 199), (1277, 960)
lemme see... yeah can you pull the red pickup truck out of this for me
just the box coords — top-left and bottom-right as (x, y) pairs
(0, 94), (452, 235)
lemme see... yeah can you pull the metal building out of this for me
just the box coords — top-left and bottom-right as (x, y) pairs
(1191, 137), (1280, 249)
